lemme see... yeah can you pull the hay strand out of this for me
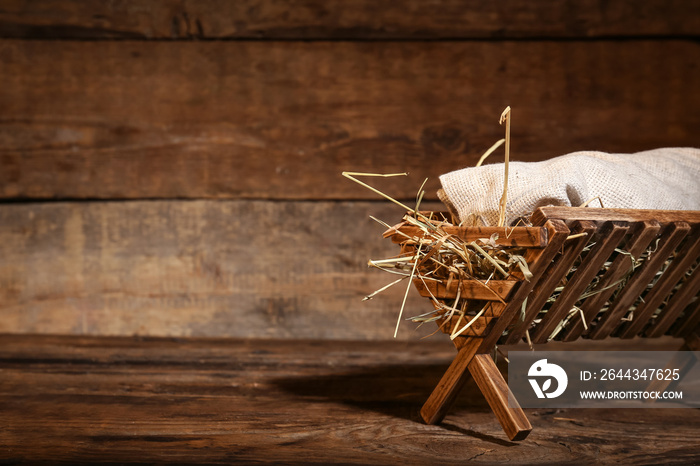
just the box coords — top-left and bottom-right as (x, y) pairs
(362, 276), (408, 301)
(498, 106), (511, 227)
(476, 138), (506, 167)
(450, 305), (486, 340)
(395, 244), (422, 338)
(342, 172), (414, 213)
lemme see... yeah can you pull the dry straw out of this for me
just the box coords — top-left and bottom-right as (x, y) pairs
(346, 107), (663, 341)
(343, 107), (528, 338)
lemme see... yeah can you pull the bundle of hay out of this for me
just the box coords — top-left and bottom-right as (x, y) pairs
(346, 108), (700, 341)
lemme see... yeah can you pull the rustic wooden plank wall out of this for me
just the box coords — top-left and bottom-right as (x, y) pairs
(1, 1), (699, 339)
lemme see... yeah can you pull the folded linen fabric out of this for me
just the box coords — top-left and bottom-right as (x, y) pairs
(438, 147), (700, 226)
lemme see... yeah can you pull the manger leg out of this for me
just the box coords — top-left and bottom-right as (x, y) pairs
(420, 338), (481, 425)
(468, 353), (533, 441)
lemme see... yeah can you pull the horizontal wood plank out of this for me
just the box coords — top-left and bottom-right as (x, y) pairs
(535, 207), (700, 226)
(414, 279), (516, 302)
(0, 200), (448, 340)
(389, 224), (548, 248)
(0, 1), (698, 40)
(0, 334), (696, 464)
(1, 40), (700, 200)
(433, 314), (493, 337)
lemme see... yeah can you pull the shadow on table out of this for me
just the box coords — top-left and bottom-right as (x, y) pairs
(271, 362), (517, 447)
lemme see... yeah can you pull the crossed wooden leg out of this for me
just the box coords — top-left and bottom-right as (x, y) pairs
(420, 337), (532, 441)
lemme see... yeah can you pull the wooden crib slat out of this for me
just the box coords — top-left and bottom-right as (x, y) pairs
(413, 279), (516, 301)
(387, 224), (548, 248)
(482, 219), (570, 352)
(426, 299), (501, 335)
(672, 295), (700, 338)
(565, 220), (661, 341)
(532, 222), (628, 343)
(589, 222), (692, 339)
(646, 264), (700, 338)
(618, 229), (700, 338)
(501, 221), (590, 345)
(437, 314), (493, 338)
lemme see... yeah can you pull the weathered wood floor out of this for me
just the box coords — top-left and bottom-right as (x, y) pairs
(0, 334), (697, 465)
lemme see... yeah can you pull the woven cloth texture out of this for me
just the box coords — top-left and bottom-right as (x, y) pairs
(439, 147), (700, 226)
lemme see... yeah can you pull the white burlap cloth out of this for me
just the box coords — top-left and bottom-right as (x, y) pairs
(439, 147), (700, 226)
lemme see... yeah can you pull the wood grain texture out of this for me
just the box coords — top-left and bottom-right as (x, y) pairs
(2, 40), (700, 200)
(487, 219), (570, 350)
(413, 279), (516, 301)
(468, 353), (531, 441)
(647, 265), (700, 338)
(435, 314), (493, 338)
(0, 334), (697, 464)
(619, 228), (700, 338)
(529, 220), (599, 344)
(502, 220), (588, 345)
(590, 222), (691, 339)
(534, 207), (700, 226)
(672, 299), (700, 338)
(1, 0), (698, 40)
(563, 220), (661, 341)
(419, 337), (481, 425)
(0, 199), (450, 340)
(389, 224), (548, 248)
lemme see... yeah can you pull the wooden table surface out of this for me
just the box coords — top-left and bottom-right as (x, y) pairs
(0, 334), (697, 465)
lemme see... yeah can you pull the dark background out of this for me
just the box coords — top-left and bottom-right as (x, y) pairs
(1, 1), (699, 340)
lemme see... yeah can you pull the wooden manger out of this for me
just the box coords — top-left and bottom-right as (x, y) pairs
(384, 206), (700, 441)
